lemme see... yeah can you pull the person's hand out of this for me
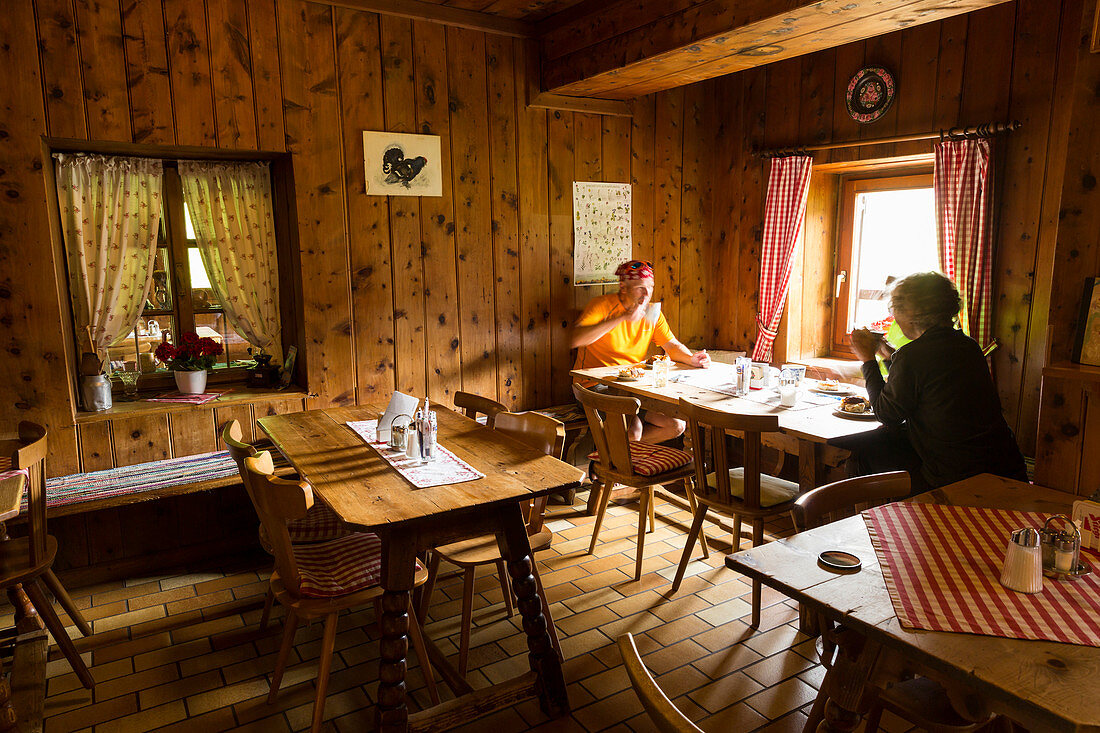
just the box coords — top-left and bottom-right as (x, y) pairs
(850, 329), (883, 362)
(877, 339), (896, 361)
(621, 299), (645, 322)
(690, 349), (711, 368)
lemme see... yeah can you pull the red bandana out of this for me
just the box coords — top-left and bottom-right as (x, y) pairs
(615, 260), (654, 281)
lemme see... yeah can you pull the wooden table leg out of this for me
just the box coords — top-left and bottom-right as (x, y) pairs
(376, 538), (418, 733)
(812, 633), (880, 733)
(496, 503), (569, 719)
(796, 441), (821, 636)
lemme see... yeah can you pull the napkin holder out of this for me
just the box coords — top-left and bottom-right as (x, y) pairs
(1000, 528), (1043, 594)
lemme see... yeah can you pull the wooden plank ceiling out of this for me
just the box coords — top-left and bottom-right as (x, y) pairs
(414, 0), (589, 21)
(539, 0), (1015, 100)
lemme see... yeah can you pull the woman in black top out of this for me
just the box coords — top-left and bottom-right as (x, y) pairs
(848, 272), (1027, 490)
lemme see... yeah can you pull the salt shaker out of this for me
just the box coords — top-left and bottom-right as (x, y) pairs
(406, 409), (421, 461)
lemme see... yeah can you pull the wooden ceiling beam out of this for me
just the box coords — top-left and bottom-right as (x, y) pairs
(540, 0), (1011, 99)
(307, 0), (534, 38)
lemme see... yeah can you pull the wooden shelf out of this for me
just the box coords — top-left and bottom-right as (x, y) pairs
(74, 387), (308, 424)
(1041, 362), (1100, 384)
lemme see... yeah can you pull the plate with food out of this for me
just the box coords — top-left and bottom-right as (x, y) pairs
(810, 379), (852, 395)
(833, 396), (876, 420)
(617, 366), (645, 382)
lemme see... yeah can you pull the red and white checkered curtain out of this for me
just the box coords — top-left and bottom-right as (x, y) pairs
(934, 139), (993, 350)
(752, 155), (813, 362)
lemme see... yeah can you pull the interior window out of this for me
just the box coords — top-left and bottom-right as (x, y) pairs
(832, 172), (937, 355)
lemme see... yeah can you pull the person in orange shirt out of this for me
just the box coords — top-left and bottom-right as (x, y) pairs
(572, 260), (711, 443)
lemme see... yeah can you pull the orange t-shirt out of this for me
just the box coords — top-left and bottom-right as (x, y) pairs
(573, 294), (675, 374)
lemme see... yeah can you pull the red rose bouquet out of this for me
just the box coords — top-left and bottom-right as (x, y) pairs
(154, 331), (223, 371)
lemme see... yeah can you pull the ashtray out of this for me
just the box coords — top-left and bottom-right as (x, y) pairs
(818, 550), (861, 572)
(1043, 558), (1093, 581)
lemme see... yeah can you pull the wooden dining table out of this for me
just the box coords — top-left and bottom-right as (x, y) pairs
(571, 363), (881, 508)
(257, 404), (585, 732)
(725, 473), (1100, 733)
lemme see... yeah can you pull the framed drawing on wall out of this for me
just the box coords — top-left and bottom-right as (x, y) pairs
(363, 131), (443, 197)
(1073, 278), (1100, 366)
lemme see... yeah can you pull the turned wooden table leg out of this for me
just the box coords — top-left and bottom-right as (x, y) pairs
(812, 633), (880, 733)
(376, 539), (417, 733)
(497, 503), (569, 719)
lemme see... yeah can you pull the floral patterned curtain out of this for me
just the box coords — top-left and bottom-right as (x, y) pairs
(55, 154), (163, 362)
(178, 161), (282, 358)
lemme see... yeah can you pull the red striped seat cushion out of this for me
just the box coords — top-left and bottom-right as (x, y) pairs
(288, 502), (351, 543)
(295, 532), (383, 598)
(588, 442), (692, 477)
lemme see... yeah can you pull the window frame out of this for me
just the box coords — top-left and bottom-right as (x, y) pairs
(831, 168), (934, 358)
(43, 138), (303, 403)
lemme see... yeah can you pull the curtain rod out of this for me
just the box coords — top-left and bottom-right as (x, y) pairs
(755, 120), (1021, 159)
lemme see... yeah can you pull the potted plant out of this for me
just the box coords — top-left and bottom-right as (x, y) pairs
(154, 332), (223, 394)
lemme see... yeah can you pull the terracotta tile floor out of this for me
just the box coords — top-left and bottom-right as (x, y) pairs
(11, 492), (919, 732)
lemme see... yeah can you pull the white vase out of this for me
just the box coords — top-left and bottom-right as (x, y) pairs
(174, 369), (208, 394)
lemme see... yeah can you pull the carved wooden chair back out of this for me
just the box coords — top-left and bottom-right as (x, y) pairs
(794, 471), (911, 531)
(453, 391), (507, 429)
(242, 451), (312, 597)
(677, 398), (779, 510)
(618, 633), (704, 733)
(494, 410), (565, 536)
(572, 383), (640, 477)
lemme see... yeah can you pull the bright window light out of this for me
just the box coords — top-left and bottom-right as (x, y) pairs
(848, 187), (938, 330)
(183, 202), (197, 240)
(188, 248), (212, 290)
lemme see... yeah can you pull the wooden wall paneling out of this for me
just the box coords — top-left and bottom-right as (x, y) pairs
(858, 30), (902, 161)
(448, 27), (498, 401)
(630, 95), (656, 268)
(515, 38), (552, 409)
(653, 88), (684, 335)
(677, 82), (707, 348)
(707, 75), (741, 349)
(932, 15), (969, 130)
(958, 3), (1016, 125)
(601, 114), (630, 185)
(486, 34), (523, 408)
(992, 0), (1066, 454)
(207, 0), (258, 148)
(36, 0), (87, 140)
(547, 109), (575, 404)
(336, 8), (396, 403)
(0, 2), (81, 478)
(110, 414), (171, 467)
(78, 422), (115, 473)
(252, 398), (305, 434)
(1035, 378), (1086, 490)
(892, 20), (940, 158)
(163, 0), (217, 146)
(737, 68), (766, 351)
(246, 0), (287, 152)
(121, 0), (175, 145)
(279, 1), (356, 406)
(50, 513), (90, 572)
(827, 41), (865, 166)
(73, 0), (131, 141)
(572, 112), (603, 313)
(1021, 0), (1083, 456)
(413, 20), (463, 406)
(170, 408), (218, 455)
(85, 507), (124, 565)
(213, 404), (253, 444)
(379, 16), (427, 399)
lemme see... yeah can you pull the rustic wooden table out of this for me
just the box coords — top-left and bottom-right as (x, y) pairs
(258, 405), (584, 732)
(571, 364), (880, 499)
(726, 473), (1100, 732)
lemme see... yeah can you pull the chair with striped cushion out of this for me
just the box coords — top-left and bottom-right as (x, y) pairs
(241, 451), (438, 733)
(670, 398), (800, 627)
(574, 384), (706, 581)
(222, 420), (352, 630)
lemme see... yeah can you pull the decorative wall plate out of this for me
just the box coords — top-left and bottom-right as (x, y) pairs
(846, 67), (896, 124)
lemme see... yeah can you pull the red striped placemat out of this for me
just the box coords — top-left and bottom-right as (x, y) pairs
(865, 502), (1100, 646)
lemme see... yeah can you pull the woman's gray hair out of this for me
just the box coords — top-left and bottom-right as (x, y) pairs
(889, 272), (960, 331)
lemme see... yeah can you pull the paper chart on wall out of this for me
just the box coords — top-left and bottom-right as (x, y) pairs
(573, 182), (632, 285)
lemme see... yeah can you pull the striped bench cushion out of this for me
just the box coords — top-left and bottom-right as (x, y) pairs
(589, 442), (692, 477)
(36, 451), (240, 511)
(288, 502), (351, 543)
(296, 532), (384, 598)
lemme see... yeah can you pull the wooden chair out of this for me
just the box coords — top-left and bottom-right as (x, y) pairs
(418, 411), (565, 675)
(453, 391), (507, 429)
(241, 451), (439, 732)
(618, 633), (703, 733)
(574, 384), (704, 581)
(222, 420), (354, 630)
(0, 423), (93, 689)
(671, 398), (800, 627)
(795, 472), (995, 733)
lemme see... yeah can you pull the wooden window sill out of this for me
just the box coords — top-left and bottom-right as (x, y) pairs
(74, 387), (308, 424)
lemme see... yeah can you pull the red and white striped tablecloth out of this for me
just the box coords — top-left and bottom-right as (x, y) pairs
(864, 502), (1100, 647)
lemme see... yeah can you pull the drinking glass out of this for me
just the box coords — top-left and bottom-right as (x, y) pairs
(778, 369), (799, 407)
(116, 369), (140, 399)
